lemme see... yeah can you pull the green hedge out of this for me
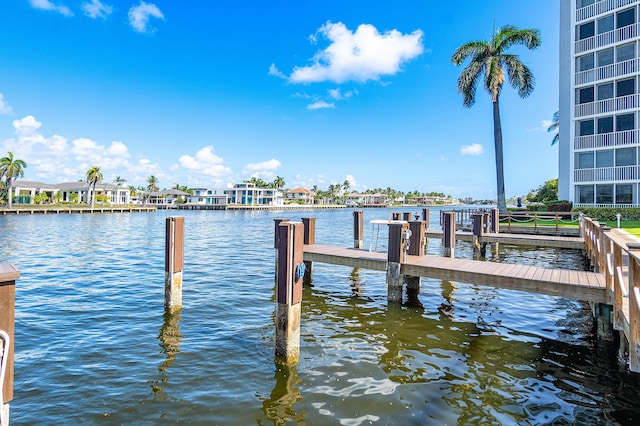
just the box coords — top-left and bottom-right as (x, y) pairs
(572, 206), (640, 221)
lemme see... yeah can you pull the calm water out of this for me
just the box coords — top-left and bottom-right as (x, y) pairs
(1, 207), (639, 425)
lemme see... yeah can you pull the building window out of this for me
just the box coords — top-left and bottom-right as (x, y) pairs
(598, 48), (614, 67)
(616, 184), (633, 204)
(616, 43), (636, 63)
(578, 21), (595, 40)
(596, 150), (614, 167)
(578, 185), (594, 204)
(598, 116), (614, 133)
(577, 86), (594, 103)
(578, 119), (595, 135)
(577, 0), (595, 7)
(577, 152), (594, 168)
(577, 54), (594, 71)
(616, 113), (635, 131)
(617, 8), (636, 29)
(598, 82), (614, 99)
(617, 78), (635, 97)
(596, 185), (614, 204)
(598, 14), (615, 34)
(616, 147), (637, 166)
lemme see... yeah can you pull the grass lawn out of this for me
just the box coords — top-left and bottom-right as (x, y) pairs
(602, 220), (640, 237)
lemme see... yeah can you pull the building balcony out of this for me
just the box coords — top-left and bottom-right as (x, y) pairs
(575, 22), (638, 54)
(575, 56), (637, 85)
(575, 93), (639, 117)
(574, 164), (640, 182)
(576, 0), (638, 22)
(574, 128), (637, 149)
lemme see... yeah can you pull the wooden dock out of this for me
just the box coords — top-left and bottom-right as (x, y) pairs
(303, 244), (606, 303)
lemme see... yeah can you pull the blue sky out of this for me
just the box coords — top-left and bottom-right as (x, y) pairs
(0, 0), (559, 199)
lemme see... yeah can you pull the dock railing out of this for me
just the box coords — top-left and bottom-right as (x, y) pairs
(581, 215), (640, 371)
(500, 211), (581, 232)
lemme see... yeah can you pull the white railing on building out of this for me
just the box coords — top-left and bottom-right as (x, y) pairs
(575, 22), (639, 54)
(574, 164), (640, 182)
(574, 128), (638, 150)
(575, 93), (639, 117)
(577, 0), (638, 22)
(575, 57), (638, 85)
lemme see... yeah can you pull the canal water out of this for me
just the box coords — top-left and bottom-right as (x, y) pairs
(1, 207), (639, 425)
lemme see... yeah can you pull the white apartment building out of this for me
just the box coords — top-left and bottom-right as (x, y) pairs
(560, 0), (640, 206)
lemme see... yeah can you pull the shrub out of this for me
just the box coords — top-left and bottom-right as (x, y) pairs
(546, 200), (572, 212)
(526, 202), (545, 212)
(573, 206), (640, 221)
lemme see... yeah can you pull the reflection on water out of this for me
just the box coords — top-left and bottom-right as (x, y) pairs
(1, 208), (639, 424)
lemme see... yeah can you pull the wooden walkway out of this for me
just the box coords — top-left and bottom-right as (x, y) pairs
(424, 229), (584, 249)
(303, 244), (607, 303)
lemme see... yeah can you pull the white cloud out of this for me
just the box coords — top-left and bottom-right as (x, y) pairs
(0, 94), (13, 115)
(268, 64), (286, 79)
(286, 21), (423, 84)
(128, 1), (164, 33)
(82, 0), (113, 19)
(307, 101), (335, 110)
(460, 143), (484, 156)
(12, 115), (42, 135)
(243, 158), (281, 180)
(30, 0), (73, 16)
(177, 146), (232, 178)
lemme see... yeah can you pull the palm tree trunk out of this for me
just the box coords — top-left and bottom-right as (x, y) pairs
(493, 99), (507, 212)
(7, 178), (12, 209)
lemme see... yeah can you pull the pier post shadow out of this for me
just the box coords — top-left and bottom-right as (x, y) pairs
(261, 362), (304, 424)
(151, 311), (183, 399)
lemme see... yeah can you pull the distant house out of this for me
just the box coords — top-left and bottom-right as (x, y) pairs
(344, 192), (365, 206)
(187, 188), (228, 205)
(225, 183), (284, 206)
(12, 180), (131, 205)
(148, 189), (191, 205)
(285, 187), (314, 204)
(363, 193), (388, 206)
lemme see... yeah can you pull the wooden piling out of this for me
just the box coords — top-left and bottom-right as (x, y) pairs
(422, 208), (430, 224)
(472, 214), (487, 257)
(402, 212), (411, 222)
(274, 218), (291, 281)
(353, 210), (364, 249)
(387, 222), (409, 302)
(629, 254), (640, 372)
(301, 217), (315, 285)
(165, 216), (184, 312)
(0, 264), (18, 426)
(442, 212), (456, 258)
(276, 222), (304, 364)
(405, 221), (426, 291)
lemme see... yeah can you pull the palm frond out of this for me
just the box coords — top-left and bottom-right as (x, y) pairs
(457, 61), (484, 107)
(496, 26), (541, 51)
(451, 40), (489, 65)
(503, 54), (535, 97)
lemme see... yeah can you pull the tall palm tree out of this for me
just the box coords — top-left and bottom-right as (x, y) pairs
(0, 152), (27, 209)
(343, 179), (351, 195)
(452, 25), (541, 212)
(273, 176), (285, 189)
(147, 175), (159, 193)
(86, 165), (103, 208)
(548, 111), (559, 145)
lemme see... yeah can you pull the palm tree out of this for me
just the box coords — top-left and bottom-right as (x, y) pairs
(548, 111), (559, 145)
(452, 25), (541, 211)
(86, 165), (103, 208)
(273, 176), (285, 189)
(114, 176), (126, 186)
(147, 175), (159, 193)
(0, 152), (27, 209)
(343, 179), (351, 195)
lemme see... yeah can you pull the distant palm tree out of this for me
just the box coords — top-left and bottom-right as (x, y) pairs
(0, 152), (27, 209)
(273, 176), (285, 189)
(114, 176), (126, 186)
(452, 24), (541, 211)
(548, 111), (559, 145)
(147, 175), (159, 193)
(86, 165), (103, 208)
(343, 179), (351, 195)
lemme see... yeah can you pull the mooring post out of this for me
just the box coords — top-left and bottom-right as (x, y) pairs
(629, 252), (640, 372)
(391, 212), (400, 221)
(387, 222), (409, 302)
(0, 264), (19, 426)
(442, 211), (456, 258)
(353, 210), (364, 249)
(275, 222), (304, 364)
(490, 208), (500, 233)
(301, 217), (315, 285)
(165, 216), (184, 313)
(422, 208), (430, 253)
(406, 221), (426, 291)
(273, 218), (290, 280)
(402, 212), (411, 222)
(472, 213), (486, 257)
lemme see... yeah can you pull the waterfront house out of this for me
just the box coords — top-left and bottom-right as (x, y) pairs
(225, 183), (284, 206)
(148, 189), (191, 205)
(285, 187), (314, 204)
(186, 188), (228, 205)
(12, 180), (131, 205)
